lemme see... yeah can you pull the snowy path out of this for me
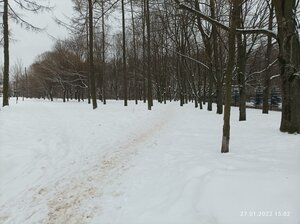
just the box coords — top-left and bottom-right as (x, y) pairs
(0, 100), (173, 223)
(1, 99), (300, 224)
(44, 105), (172, 224)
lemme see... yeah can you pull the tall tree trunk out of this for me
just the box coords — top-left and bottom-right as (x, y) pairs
(130, 0), (138, 105)
(67, 89), (69, 101)
(101, 0), (106, 105)
(2, 0), (9, 107)
(194, 0), (212, 111)
(210, 0), (223, 114)
(146, 0), (153, 110)
(216, 82), (223, 114)
(262, 4), (274, 114)
(221, 0), (238, 153)
(197, 65), (203, 110)
(237, 3), (247, 121)
(88, 0), (97, 109)
(63, 87), (66, 102)
(142, 0), (147, 103)
(207, 67), (213, 111)
(198, 79), (203, 109)
(25, 67), (29, 98)
(86, 17), (91, 105)
(49, 87), (53, 102)
(122, 0), (128, 106)
(177, 51), (184, 106)
(203, 70), (207, 105)
(273, 0), (300, 133)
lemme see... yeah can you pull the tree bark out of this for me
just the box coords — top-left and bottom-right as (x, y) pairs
(207, 67), (213, 111)
(86, 19), (91, 105)
(273, 0), (300, 133)
(2, 0), (9, 107)
(262, 5), (274, 114)
(122, 0), (128, 106)
(130, 0), (138, 105)
(142, 0), (147, 103)
(221, 0), (238, 153)
(236, 2), (246, 121)
(146, 0), (153, 110)
(101, 0), (106, 105)
(194, 0), (212, 111)
(88, 0), (97, 109)
(210, 0), (223, 115)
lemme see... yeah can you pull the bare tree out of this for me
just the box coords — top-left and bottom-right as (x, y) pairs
(174, 0), (300, 150)
(262, 2), (274, 114)
(130, 0), (138, 104)
(11, 59), (24, 102)
(1, 0), (51, 107)
(121, 0), (128, 106)
(2, 0), (9, 106)
(221, 0), (239, 153)
(88, 0), (98, 109)
(146, 0), (153, 110)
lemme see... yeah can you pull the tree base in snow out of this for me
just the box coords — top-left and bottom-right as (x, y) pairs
(221, 136), (229, 153)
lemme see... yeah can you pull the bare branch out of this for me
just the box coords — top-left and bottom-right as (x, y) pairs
(173, 0), (278, 40)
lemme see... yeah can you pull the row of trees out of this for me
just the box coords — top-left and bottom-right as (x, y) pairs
(2, 0), (300, 153)
(173, 0), (300, 152)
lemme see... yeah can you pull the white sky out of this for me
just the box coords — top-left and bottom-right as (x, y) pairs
(0, 0), (74, 68)
(1, 0), (125, 69)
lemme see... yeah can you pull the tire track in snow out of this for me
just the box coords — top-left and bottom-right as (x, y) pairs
(42, 107), (173, 224)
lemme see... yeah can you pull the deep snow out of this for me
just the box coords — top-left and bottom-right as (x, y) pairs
(0, 99), (299, 224)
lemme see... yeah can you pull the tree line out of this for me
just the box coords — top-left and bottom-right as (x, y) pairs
(1, 0), (299, 152)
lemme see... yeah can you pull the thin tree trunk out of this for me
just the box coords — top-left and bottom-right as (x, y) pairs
(101, 0), (106, 105)
(67, 89), (69, 101)
(262, 4), (274, 114)
(210, 0), (223, 114)
(25, 67), (29, 98)
(207, 68), (213, 111)
(63, 87), (66, 102)
(86, 17), (91, 105)
(203, 70), (207, 104)
(146, 0), (152, 110)
(142, 0), (147, 103)
(50, 87), (54, 102)
(130, 0), (138, 105)
(88, 0), (97, 109)
(122, 0), (128, 106)
(195, 0), (212, 111)
(197, 66), (203, 110)
(221, 0), (238, 153)
(237, 4), (247, 121)
(2, 0), (9, 107)
(216, 82), (223, 114)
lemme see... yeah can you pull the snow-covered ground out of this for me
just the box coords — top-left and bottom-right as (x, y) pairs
(0, 99), (299, 224)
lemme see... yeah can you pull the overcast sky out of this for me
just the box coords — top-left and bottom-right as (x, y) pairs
(0, 0), (74, 68)
(0, 0), (125, 70)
